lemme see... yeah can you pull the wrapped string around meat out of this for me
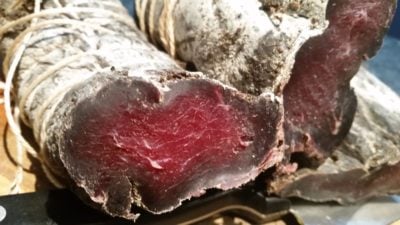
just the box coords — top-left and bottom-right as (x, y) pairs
(0, 0), (284, 220)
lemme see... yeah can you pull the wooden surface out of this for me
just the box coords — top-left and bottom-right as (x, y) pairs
(0, 105), (53, 196)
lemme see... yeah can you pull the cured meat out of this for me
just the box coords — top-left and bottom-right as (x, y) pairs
(136, 0), (395, 163)
(136, 0), (328, 95)
(136, 0), (398, 203)
(0, 0), (396, 220)
(55, 75), (283, 216)
(0, 0), (283, 219)
(270, 67), (400, 202)
(282, 0), (397, 163)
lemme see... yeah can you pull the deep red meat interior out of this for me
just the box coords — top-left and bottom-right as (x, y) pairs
(283, 0), (394, 161)
(64, 79), (280, 212)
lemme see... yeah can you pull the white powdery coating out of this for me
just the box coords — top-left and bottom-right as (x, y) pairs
(351, 67), (400, 132)
(173, 0), (274, 89)
(10, 2), (180, 147)
(138, 0), (328, 94)
(346, 67), (400, 167)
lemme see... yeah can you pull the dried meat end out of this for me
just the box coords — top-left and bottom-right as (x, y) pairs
(283, 0), (396, 163)
(52, 73), (283, 218)
(270, 67), (400, 203)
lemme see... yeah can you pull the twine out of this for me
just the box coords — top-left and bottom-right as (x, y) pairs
(1, 0), (135, 193)
(160, 0), (177, 57)
(0, 81), (4, 104)
(4, 0), (43, 194)
(135, 0), (143, 28)
(138, 0), (149, 34)
(8, 106), (24, 194)
(148, 0), (157, 43)
(137, 0), (177, 57)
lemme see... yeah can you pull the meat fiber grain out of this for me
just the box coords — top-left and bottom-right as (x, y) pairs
(0, 0), (283, 220)
(282, 0), (397, 163)
(136, 0), (398, 202)
(271, 67), (400, 203)
(137, 0), (394, 163)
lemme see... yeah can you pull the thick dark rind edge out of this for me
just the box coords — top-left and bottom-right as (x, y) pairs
(42, 72), (141, 219)
(273, 162), (400, 204)
(43, 71), (284, 219)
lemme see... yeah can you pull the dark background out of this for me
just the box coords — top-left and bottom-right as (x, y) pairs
(389, 3), (400, 38)
(121, 0), (400, 93)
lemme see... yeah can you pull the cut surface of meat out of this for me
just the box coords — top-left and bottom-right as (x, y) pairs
(283, 0), (396, 162)
(271, 67), (400, 203)
(54, 75), (283, 215)
(0, 0), (285, 219)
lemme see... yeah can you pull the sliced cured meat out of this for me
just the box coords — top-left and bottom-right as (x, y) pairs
(50, 74), (283, 216)
(136, 0), (397, 203)
(137, 0), (396, 165)
(282, 0), (396, 163)
(0, 0), (283, 219)
(271, 68), (400, 203)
